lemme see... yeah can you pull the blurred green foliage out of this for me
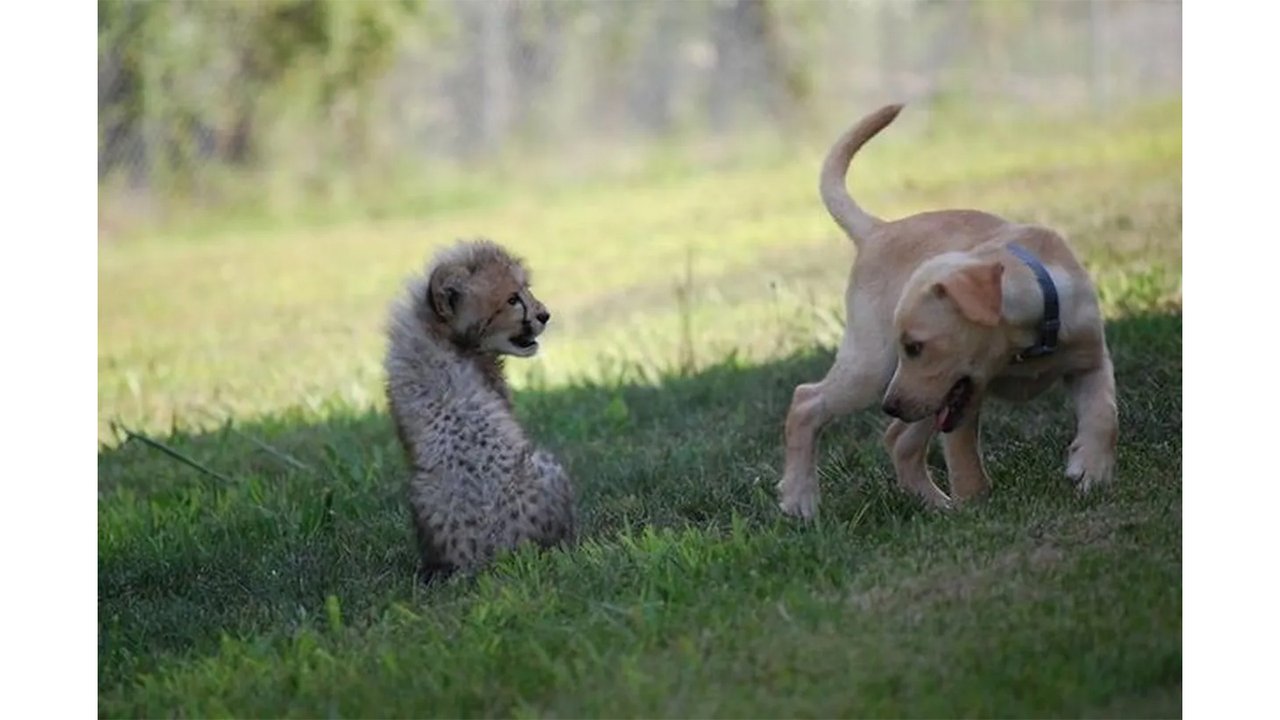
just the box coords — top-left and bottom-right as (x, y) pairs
(99, 0), (430, 179)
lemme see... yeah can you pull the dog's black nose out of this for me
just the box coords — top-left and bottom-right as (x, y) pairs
(536, 311), (550, 324)
(882, 399), (901, 418)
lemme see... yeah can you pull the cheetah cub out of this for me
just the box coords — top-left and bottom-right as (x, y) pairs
(384, 239), (576, 582)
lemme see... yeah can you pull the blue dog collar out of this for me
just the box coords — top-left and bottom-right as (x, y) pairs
(1006, 243), (1060, 363)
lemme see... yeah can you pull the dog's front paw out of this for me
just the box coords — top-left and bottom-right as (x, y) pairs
(777, 476), (819, 520)
(1065, 437), (1115, 492)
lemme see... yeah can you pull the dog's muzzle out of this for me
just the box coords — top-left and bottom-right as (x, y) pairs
(935, 377), (974, 433)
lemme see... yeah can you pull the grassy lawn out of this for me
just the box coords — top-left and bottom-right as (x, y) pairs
(98, 101), (1181, 717)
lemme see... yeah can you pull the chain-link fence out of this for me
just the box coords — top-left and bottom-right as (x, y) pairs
(98, 0), (1181, 235)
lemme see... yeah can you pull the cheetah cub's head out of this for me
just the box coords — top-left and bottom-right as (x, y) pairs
(424, 239), (551, 357)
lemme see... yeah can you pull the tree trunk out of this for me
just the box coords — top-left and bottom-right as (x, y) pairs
(479, 0), (512, 153)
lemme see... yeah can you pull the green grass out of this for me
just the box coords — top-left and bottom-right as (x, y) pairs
(99, 101), (1182, 717)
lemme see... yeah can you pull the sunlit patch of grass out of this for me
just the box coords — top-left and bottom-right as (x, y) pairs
(99, 102), (1179, 443)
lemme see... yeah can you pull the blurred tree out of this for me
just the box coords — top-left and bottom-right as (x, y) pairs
(98, 0), (424, 183)
(706, 0), (810, 133)
(628, 1), (684, 135)
(95, 0), (1181, 232)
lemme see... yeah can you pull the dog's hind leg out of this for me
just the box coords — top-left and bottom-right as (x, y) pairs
(884, 419), (951, 508)
(779, 342), (892, 520)
(941, 402), (991, 502)
(1065, 355), (1118, 492)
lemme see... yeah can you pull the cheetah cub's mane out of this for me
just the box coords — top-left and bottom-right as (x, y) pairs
(384, 238), (576, 583)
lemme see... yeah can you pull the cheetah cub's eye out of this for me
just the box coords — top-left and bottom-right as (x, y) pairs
(508, 294), (519, 306)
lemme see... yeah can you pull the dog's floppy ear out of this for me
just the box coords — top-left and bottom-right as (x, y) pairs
(427, 265), (465, 320)
(933, 261), (1004, 326)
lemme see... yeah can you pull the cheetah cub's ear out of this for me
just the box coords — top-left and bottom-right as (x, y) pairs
(428, 264), (467, 319)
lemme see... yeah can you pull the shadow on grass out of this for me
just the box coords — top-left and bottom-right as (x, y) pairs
(98, 310), (1181, 690)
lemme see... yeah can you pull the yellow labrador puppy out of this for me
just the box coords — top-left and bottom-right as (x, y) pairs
(778, 104), (1117, 519)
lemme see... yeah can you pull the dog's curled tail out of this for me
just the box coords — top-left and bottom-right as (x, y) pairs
(819, 103), (904, 246)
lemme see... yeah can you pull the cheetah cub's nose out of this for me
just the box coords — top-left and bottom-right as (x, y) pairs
(536, 311), (550, 324)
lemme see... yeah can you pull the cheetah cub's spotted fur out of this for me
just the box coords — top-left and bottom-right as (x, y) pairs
(384, 239), (576, 582)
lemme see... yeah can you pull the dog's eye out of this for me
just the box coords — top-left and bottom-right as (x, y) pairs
(903, 341), (923, 358)
(507, 294), (519, 306)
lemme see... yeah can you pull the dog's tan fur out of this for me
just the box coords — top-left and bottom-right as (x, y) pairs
(778, 104), (1117, 518)
(384, 239), (575, 581)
